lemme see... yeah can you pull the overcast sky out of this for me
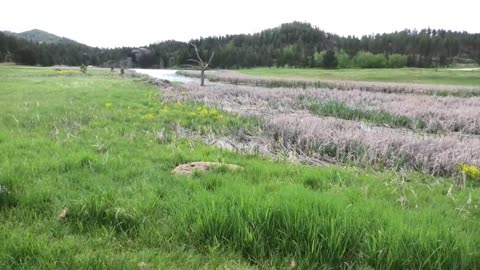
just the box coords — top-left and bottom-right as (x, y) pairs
(2, 0), (479, 48)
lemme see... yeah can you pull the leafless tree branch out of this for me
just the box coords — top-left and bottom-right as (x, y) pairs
(187, 43), (215, 86)
(205, 52), (215, 68)
(187, 59), (203, 66)
(189, 43), (204, 66)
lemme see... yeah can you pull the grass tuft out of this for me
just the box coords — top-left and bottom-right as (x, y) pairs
(64, 194), (141, 236)
(0, 182), (17, 209)
(307, 99), (427, 130)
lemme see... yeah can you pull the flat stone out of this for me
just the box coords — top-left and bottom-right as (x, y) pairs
(172, 161), (241, 175)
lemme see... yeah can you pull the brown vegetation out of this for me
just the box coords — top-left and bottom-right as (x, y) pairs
(162, 80), (480, 176)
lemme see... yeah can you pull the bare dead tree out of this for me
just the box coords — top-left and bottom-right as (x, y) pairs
(188, 43), (214, 86)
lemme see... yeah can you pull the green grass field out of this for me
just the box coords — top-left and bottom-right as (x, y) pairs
(0, 65), (111, 77)
(1, 65), (479, 269)
(240, 67), (480, 86)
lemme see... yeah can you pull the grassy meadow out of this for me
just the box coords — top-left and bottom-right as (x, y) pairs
(239, 67), (480, 86)
(1, 65), (480, 269)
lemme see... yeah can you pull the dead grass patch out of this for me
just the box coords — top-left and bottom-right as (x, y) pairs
(172, 162), (242, 175)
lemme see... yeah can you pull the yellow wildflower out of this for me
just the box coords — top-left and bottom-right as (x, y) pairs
(142, 113), (155, 120)
(460, 164), (480, 178)
(199, 108), (209, 117)
(209, 108), (219, 116)
(105, 102), (112, 109)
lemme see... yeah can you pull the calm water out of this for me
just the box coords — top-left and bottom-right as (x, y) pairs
(132, 69), (196, 83)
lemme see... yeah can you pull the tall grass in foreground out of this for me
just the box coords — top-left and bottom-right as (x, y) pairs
(0, 72), (260, 269)
(176, 182), (479, 269)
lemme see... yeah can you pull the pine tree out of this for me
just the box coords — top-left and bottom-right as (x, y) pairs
(322, 50), (338, 69)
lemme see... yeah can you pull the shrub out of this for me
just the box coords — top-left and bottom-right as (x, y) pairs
(353, 51), (387, 68)
(387, 54), (408, 68)
(322, 50), (338, 69)
(313, 51), (325, 67)
(336, 50), (352, 68)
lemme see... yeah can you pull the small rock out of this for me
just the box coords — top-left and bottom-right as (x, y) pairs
(172, 162), (241, 175)
(290, 258), (297, 268)
(137, 262), (151, 270)
(58, 208), (69, 219)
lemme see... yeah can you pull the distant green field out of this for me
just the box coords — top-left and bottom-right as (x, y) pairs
(240, 67), (480, 86)
(0, 65), (111, 76)
(1, 66), (479, 269)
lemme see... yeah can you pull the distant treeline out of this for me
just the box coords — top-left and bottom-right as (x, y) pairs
(1, 22), (479, 68)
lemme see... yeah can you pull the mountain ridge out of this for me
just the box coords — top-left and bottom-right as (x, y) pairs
(3, 29), (83, 45)
(1, 22), (479, 67)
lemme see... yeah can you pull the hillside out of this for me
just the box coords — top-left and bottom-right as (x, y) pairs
(1, 22), (479, 68)
(5, 29), (82, 45)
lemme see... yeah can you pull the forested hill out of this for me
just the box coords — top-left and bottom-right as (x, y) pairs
(7, 29), (82, 45)
(1, 22), (479, 68)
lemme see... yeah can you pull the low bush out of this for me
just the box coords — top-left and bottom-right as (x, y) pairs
(353, 52), (387, 68)
(387, 54), (408, 68)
